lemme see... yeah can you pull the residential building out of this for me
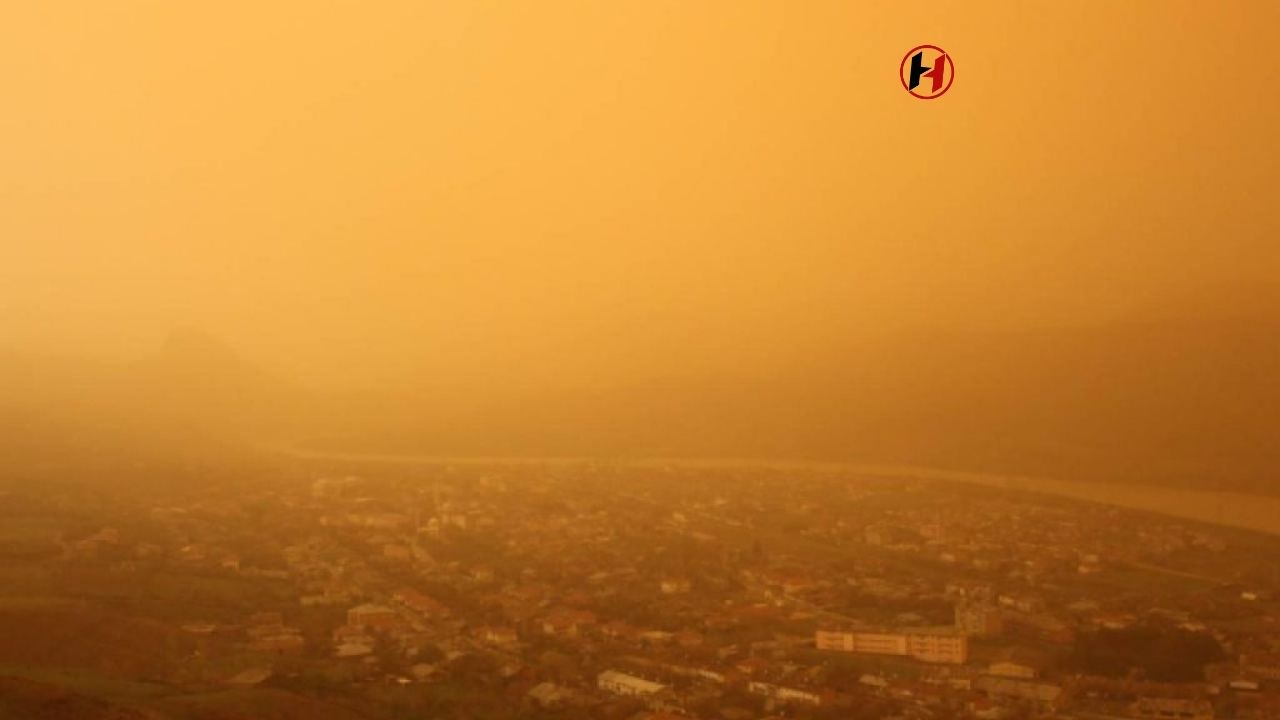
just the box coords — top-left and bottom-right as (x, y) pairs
(347, 603), (398, 630)
(597, 670), (666, 697)
(815, 628), (968, 664)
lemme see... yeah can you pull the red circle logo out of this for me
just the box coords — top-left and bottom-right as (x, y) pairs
(900, 45), (954, 99)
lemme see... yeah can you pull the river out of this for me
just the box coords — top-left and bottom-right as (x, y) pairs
(274, 447), (1280, 536)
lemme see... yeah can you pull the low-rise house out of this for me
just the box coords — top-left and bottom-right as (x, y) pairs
(986, 648), (1050, 679)
(748, 681), (822, 706)
(347, 603), (399, 630)
(734, 657), (770, 677)
(601, 620), (638, 640)
(476, 625), (519, 646)
(660, 577), (692, 594)
(1131, 697), (1214, 720)
(527, 682), (569, 709)
(598, 670), (666, 698)
(973, 676), (1063, 709)
(955, 601), (1004, 637)
(640, 630), (675, 645)
(394, 589), (449, 619)
(383, 543), (412, 561)
(335, 640), (373, 657)
(676, 629), (704, 648)
(1240, 653), (1280, 681)
(541, 608), (596, 637)
(248, 611), (284, 628)
(250, 632), (304, 653)
(228, 667), (273, 686)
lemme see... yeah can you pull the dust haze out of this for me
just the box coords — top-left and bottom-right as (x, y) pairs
(4, 2), (1278, 489)
(4, 5), (1280, 720)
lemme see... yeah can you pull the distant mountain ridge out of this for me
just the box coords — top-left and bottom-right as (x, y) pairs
(0, 328), (310, 463)
(1, 311), (1277, 493)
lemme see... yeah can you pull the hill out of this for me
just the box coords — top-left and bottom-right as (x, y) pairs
(1, 312), (1276, 493)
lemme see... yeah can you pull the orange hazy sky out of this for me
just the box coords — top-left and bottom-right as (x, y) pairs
(2, 1), (1277, 388)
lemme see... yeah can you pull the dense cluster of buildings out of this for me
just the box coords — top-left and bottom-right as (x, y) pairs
(33, 460), (1280, 719)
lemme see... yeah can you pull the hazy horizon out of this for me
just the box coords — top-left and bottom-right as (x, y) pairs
(4, 1), (1280, 493)
(5, 1), (1279, 393)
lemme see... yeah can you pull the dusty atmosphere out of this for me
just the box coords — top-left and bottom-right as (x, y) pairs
(1, 2), (1278, 719)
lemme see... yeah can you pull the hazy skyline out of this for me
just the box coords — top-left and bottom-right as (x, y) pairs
(4, 1), (1279, 391)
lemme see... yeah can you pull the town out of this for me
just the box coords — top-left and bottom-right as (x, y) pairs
(2, 457), (1279, 720)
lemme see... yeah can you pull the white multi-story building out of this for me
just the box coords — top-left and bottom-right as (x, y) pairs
(815, 628), (968, 664)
